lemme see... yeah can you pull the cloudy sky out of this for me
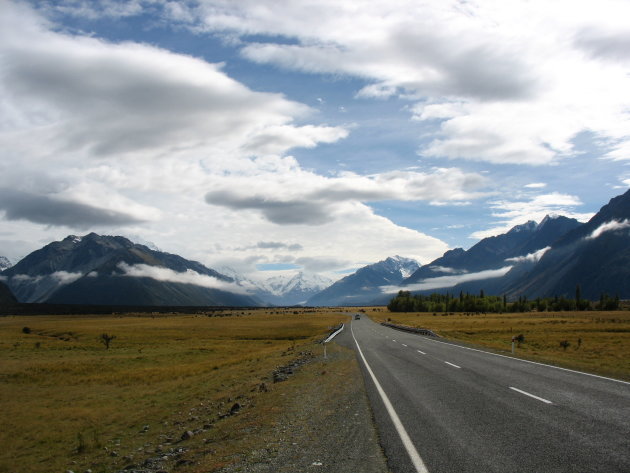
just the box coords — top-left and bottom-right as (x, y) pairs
(1, 0), (629, 281)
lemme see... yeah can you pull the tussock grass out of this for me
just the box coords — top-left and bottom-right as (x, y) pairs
(371, 308), (630, 380)
(0, 310), (346, 473)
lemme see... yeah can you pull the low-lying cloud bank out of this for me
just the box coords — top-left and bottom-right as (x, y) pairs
(117, 263), (249, 294)
(586, 219), (630, 240)
(505, 247), (550, 264)
(9, 271), (83, 285)
(381, 266), (513, 293)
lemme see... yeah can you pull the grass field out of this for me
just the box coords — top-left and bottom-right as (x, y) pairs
(369, 308), (630, 380)
(0, 309), (346, 473)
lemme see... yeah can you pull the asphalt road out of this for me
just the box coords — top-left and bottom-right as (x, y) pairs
(335, 315), (630, 473)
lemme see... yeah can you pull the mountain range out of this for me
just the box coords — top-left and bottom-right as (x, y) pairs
(1, 233), (259, 307)
(2, 189), (630, 307)
(218, 268), (332, 306)
(392, 189), (630, 301)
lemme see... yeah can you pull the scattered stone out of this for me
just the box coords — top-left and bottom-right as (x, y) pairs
(110, 451), (118, 457)
(181, 430), (194, 441)
(230, 402), (242, 414)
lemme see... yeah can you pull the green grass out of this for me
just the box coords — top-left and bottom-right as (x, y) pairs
(370, 308), (630, 380)
(0, 310), (346, 473)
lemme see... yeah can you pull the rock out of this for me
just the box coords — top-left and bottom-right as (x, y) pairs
(230, 402), (242, 414)
(181, 430), (194, 441)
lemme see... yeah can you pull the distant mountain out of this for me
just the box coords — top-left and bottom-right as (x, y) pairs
(503, 189), (630, 299)
(0, 256), (12, 271)
(307, 256), (420, 306)
(0, 280), (17, 305)
(403, 215), (581, 285)
(2, 233), (259, 306)
(257, 272), (333, 305)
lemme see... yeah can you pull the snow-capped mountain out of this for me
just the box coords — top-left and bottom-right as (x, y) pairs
(307, 256), (420, 306)
(216, 267), (333, 306)
(256, 272), (333, 306)
(0, 256), (12, 271)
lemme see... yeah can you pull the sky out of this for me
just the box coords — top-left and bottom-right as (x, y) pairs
(1, 0), (629, 282)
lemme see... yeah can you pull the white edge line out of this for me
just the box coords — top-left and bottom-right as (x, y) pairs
(417, 350), (426, 355)
(351, 323), (430, 473)
(510, 387), (553, 404)
(415, 332), (630, 386)
(444, 361), (461, 369)
(323, 324), (344, 344)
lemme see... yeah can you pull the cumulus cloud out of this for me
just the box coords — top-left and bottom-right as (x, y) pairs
(206, 167), (488, 225)
(382, 266), (513, 293)
(505, 247), (551, 264)
(117, 263), (249, 294)
(145, 0), (630, 165)
(0, 188), (147, 229)
(586, 219), (630, 240)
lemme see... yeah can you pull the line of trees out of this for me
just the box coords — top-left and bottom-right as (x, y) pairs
(388, 288), (620, 313)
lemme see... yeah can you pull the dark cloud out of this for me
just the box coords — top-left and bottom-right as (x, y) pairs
(256, 241), (303, 251)
(0, 188), (146, 229)
(575, 28), (630, 62)
(205, 190), (334, 225)
(391, 31), (539, 101)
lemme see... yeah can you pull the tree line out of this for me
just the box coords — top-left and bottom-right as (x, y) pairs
(387, 287), (620, 313)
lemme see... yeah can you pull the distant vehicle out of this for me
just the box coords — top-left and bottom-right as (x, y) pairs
(355, 314), (361, 320)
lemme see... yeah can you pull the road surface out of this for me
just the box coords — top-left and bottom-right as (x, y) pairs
(336, 315), (630, 473)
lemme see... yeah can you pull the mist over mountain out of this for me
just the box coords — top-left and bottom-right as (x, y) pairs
(307, 256), (420, 306)
(1, 233), (259, 306)
(403, 215), (581, 286)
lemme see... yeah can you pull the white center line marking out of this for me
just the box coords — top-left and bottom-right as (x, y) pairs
(351, 324), (430, 473)
(417, 350), (426, 355)
(445, 361), (461, 369)
(402, 344), (408, 347)
(510, 387), (553, 404)
(392, 339), (397, 342)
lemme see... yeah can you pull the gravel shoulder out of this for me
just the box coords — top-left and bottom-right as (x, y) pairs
(216, 341), (390, 473)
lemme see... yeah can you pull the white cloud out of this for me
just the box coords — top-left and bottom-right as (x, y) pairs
(586, 219), (630, 240)
(381, 266), (513, 293)
(50, 271), (84, 285)
(428, 266), (467, 274)
(158, 0), (630, 165)
(524, 183), (547, 189)
(117, 263), (250, 294)
(505, 247), (551, 264)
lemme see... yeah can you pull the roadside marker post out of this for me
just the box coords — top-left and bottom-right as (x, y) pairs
(511, 336), (516, 354)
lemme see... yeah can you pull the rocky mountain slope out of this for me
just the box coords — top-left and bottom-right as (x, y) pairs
(1, 233), (259, 306)
(307, 256), (419, 306)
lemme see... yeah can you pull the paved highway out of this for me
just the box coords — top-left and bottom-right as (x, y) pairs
(336, 315), (630, 473)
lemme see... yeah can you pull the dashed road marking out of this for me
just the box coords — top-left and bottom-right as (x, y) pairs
(445, 361), (461, 369)
(510, 387), (553, 404)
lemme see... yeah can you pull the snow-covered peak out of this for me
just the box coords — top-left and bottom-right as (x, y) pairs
(379, 256), (420, 278)
(258, 272), (332, 297)
(0, 256), (12, 271)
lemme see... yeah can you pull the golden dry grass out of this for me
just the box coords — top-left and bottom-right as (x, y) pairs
(0, 310), (346, 473)
(369, 308), (630, 380)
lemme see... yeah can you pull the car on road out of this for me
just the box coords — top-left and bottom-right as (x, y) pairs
(355, 314), (361, 320)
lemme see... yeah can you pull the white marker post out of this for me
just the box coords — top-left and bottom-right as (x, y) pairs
(512, 336), (516, 354)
